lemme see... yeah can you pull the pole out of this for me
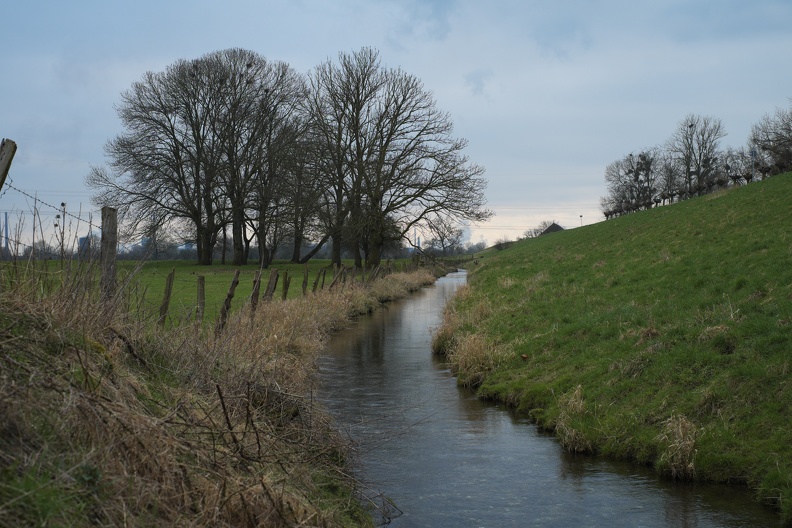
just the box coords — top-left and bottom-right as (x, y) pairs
(100, 207), (118, 302)
(0, 139), (17, 193)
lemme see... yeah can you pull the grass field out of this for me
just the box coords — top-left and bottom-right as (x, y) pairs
(435, 173), (792, 521)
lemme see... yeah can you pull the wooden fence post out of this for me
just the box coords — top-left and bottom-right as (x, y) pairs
(158, 268), (176, 326)
(301, 264), (309, 296)
(215, 269), (241, 336)
(328, 265), (344, 291)
(0, 139), (17, 193)
(100, 207), (117, 302)
(250, 270), (262, 315)
(281, 270), (291, 301)
(196, 275), (205, 324)
(312, 268), (323, 293)
(263, 269), (279, 301)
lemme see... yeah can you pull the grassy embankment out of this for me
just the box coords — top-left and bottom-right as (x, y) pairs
(0, 254), (438, 526)
(434, 173), (792, 522)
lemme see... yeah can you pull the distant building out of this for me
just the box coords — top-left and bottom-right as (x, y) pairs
(77, 235), (93, 260)
(540, 222), (565, 236)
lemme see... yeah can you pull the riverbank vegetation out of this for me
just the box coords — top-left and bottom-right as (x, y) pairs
(434, 173), (792, 522)
(0, 258), (437, 526)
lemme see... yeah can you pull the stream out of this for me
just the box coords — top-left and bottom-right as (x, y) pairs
(317, 271), (780, 527)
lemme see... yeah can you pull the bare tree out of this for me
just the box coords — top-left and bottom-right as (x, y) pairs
(750, 100), (792, 176)
(305, 50), (374, 266)
(601, 148), (660, 217)
(666, 114), (726, 197)
(358, 63), (491, 266)
(424, 214), (464, 256)
(88, 49), (306, 266)
(307, 47), (491, 267)
(87, 59), (227, 264)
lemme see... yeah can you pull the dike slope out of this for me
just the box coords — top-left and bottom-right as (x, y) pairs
(436, 173), (792, 522)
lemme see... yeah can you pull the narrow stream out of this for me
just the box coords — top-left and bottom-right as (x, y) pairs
(318, 271), (780, 527)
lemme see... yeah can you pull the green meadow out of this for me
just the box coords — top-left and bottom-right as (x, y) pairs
(437, 174), (792, 521)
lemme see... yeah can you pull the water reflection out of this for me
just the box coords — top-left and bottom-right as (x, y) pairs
(318, 272), (780, 527)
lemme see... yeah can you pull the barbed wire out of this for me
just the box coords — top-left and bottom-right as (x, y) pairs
(1, 174), (102, 232)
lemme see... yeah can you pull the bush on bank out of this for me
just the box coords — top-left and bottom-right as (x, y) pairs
(0, 262), (435, 527)
(434, 174), (792, 523)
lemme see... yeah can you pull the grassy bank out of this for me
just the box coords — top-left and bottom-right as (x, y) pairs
(0, 259), (436, 526)
(434, 174), (792, 522)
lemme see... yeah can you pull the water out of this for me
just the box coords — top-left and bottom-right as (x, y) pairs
(318, 271), (780, 527)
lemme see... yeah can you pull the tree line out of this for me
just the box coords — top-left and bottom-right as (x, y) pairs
(89, 47), (492, 266)
(601, 102), (792, 218)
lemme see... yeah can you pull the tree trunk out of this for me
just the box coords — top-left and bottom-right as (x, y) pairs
(232, 207), (245, 266)
(290, 233), (303, 263)
(298, 232), (331, 264)
(197, 225), (213, 265)
(331, 229), (343, 266)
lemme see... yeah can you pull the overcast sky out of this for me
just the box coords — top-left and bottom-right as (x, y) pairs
(2, 0), (790, 246)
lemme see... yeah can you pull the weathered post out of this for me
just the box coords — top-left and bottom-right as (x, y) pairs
(158, 268), (176, 327)
(250, 270), (262, 315)
(196, 275), (206, 324)
(328, 265), (344, 291)
(302, 264), (309, 296)
(100, 207), (117, 303)
(263, 269), (279, 301)
(215, 269), (241, 336)
(0, 139), (17, 193)
(281, 270), (291, 301)
(312, 268), (322, 293)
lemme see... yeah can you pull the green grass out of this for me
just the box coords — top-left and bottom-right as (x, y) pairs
(444, 174), (792, 521)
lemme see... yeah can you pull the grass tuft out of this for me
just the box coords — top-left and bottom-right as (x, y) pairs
(656, 414), (700, 480)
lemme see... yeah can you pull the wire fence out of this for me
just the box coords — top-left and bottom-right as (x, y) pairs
(0, 174), (102, 258)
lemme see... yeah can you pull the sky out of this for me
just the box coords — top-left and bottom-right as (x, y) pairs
(2, 0), (790, 247)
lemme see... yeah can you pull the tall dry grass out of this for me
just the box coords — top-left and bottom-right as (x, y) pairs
(553, 385), (593, 453)
(656, 414), (700, 480)
(431, 284), (508, 388)
(0, 261), (435, 526)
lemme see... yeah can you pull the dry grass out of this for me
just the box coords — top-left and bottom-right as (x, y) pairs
(656, 414), (700, 480)
(444, 334), (508, 388)
(430, 284), (507, 388)
(0, 260), (435, 526)
(554, 385), (593, 453)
